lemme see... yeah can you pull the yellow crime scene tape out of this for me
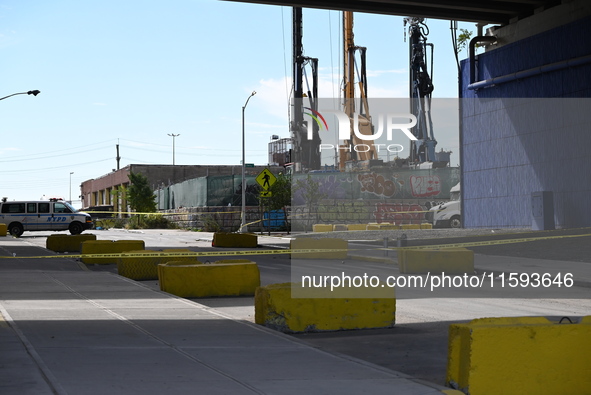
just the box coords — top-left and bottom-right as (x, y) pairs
(0, 232), (589, 260)
(88, 208), (435, 217)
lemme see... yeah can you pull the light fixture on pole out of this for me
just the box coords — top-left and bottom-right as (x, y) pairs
(167, 133), (180, 165)
(0, 90), (41, 101)
(240, 91), (256, 233)
(69, 172), (74, 204)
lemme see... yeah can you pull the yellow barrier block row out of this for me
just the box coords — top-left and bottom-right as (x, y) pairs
(254, 282), (396, 333)
(117, 249), (200, 280)
(332, 224), (348, 231)
(0, 223), (7, 237)
(447, 316), (591, 395)
(420, 223), (433, 229)
(158, 261), (260, 298)
(81, 240), (145, 265)
(312, 224), (333, 232)
(398, 248), (474, 274)
(400, 224), (421, 230)
(290, 238), (348, 259)
(366, 223), (398, 230)
(212, 232), (258, 248)
(46, 234), (97, 253)
(347, 224), (368, 231)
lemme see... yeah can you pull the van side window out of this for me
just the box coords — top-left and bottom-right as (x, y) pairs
(27, 203), (37, 213)
(39, 203), (50, 213)
(1, 203), (26, 213)
(53, 202), (72, 214)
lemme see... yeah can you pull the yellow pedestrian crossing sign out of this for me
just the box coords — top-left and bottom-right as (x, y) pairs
(255, 168), (276, 190)
(260, 190), (272, 198)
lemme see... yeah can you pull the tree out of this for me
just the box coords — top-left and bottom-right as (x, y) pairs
(263, 172), (292, 233)
(127, 172), (157, 213)
(293, 174), (326, 231)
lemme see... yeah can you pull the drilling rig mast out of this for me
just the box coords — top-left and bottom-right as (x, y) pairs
(290, 7), (321, 172)
(405, 17), (436, 164)
(339, 11), (377, 170)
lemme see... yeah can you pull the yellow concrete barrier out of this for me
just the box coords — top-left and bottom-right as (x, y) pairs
(420, 223), (433, 230)
(312, 224), (333, 232)
(447, 316), (591, 395)
(254, 282), (396, 333)
(332, 224), (348, 231)
(81, 240), (145, 264)
(398, 248), (474, 274)
(400, 224), (421, 230)
(46, 234), (97, 252)
(212, 232), (258, 248)
(347, 224), (367, 231)
(0, 223), (7, 236)
(117, 249), (199, 280)
(290, 238), (348, 259)
(367, 223), (397, 230)
(158, 261), (260, 298)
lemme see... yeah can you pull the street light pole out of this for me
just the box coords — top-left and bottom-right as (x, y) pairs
(0, 90), (40, 101)
(69, 172), (74, 204)
(240, 91), (256, 233)
(167, 133), (180, 165)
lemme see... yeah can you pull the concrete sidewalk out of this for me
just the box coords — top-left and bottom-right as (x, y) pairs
(0, 237), (455, 395)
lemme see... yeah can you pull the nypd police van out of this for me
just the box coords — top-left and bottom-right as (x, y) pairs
(0, 198), (93, 237)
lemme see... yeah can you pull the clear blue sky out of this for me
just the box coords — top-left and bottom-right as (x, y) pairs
(0, 0), (477, 207)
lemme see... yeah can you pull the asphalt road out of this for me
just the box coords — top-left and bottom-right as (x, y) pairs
(15, 227), (591, 387)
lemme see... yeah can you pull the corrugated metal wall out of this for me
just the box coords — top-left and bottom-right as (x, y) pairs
(460, 16), (591, 228)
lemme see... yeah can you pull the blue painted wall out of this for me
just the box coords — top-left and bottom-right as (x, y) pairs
(460, 16), (591, 228)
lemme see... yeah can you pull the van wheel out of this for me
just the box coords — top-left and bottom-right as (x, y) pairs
(9, 223), (24, 237)
(450, 216), (462, 229)
(69, 222), (83, 235)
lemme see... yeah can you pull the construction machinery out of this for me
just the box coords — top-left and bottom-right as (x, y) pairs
(338, 11), (378, 170)
(290, 7), (321, 172)
(405, 17), (437, 164)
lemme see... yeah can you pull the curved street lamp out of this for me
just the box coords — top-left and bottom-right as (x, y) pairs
(0, 90), (41, 101)
(240, 91), (256, 233)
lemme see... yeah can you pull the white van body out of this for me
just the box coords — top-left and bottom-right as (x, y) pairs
(0, 200), (93, 237)
(429, 182), (461, 228)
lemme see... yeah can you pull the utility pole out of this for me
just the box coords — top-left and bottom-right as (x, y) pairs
(116, 143), (121, 170)
(167, 133), (180, 165)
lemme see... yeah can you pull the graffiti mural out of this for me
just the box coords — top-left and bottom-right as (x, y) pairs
(410, 175), (442, 198)
(373, 203), (425, 224)
(357, 172), (401, 198)
(319, 174), (348, 200)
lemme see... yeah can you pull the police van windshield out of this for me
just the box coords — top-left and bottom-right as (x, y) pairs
(54, 201), (77, 213)
(63, 201), (77, 212)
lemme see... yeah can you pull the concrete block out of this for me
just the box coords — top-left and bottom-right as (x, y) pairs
(0, 223), (7, 236)
(158, 261), (260, 298)
(254, 282), (396, 333)
(81, 240), (145, 265)
(332, 224), (348, 231)
(290, 238), (348, 259)
(400, 224), (421, 230)
(447, 316), (591, 395)
(312, 224), (333, 232)
(367, 223), (397, 230)
(117, 249), (199, 280)
(212, 232), (257, 248)
(46, 234), (97, 252)
(420, 223), (433, 230)
(347, 224), (368, 231)
(398, 248), (474, 274)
